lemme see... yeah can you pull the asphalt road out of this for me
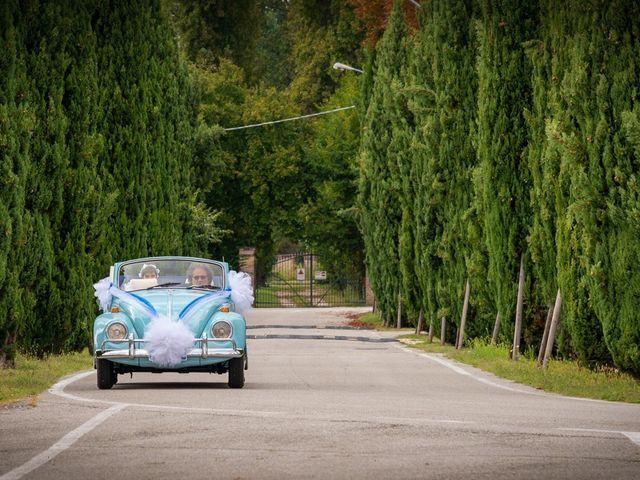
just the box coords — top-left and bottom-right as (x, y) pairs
(1, 307), (639, 479)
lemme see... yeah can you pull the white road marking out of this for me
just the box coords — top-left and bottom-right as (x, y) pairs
(49, 370), (283, 417)
(393, 344), (541, 395)
(558, 428), (640, 447)
(47, 371), (473, 429)
(0, 404), (126, 480)
(394, 344), (640, 405)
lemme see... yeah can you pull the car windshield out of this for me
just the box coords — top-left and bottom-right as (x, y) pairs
(117, 259), (224, 292)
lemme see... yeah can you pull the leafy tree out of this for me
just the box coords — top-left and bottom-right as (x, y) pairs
(285, 0), (363, 112)
(169, 0), (264, 83)
(299, 75), (364, 282)
(347, 0), (419, 48)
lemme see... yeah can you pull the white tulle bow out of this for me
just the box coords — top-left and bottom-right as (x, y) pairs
(145, 316), (195, 367)
(228, 270), (254, 313)
(93, 277), (113, 313)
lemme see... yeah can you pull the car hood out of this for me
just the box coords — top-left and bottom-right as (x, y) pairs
(118, 289), (231, 337)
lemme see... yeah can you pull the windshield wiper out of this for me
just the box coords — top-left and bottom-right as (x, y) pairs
(148, 282), (182, 289)
(187, 285), (221, 290)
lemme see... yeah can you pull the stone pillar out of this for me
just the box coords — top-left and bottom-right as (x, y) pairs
(239, 247), (256, 306)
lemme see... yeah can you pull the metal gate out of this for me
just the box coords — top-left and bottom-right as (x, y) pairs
(254, 253), (365, 307)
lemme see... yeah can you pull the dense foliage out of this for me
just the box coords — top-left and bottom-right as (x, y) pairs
(0, 0), (204, 364)
(1, 0), (639, 378)
(359, 0), (640, 375)
(0, 0), (368, 364)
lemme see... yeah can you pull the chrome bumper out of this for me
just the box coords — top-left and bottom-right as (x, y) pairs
(99, 333), (243, 360)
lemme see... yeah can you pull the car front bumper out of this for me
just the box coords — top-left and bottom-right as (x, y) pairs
(98, 334), (243, 360)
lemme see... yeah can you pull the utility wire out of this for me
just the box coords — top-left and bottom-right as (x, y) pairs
(223, 105), (356, 132)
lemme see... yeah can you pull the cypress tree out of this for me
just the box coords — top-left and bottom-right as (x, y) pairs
(52, 0), (104, 351)
(538, 1), (611, 366)
(0, 1), (32, 365)
(19, 1), (69, 354)
(581, 0), (640, 372)
(357, 0), (407, 322)
(473, 0), (536, 342)
(417, 0), (482, 337)
(94, 0), (195, 261)
(407, 5), (440, 333)
(523, 1), (556, 346)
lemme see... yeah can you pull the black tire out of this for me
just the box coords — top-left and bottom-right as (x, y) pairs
(228, 356), (245, 389)
(96, 358), (116, 390)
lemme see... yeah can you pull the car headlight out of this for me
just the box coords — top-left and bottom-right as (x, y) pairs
(106, 321), (128, 340)
(212, 321), (232, 338)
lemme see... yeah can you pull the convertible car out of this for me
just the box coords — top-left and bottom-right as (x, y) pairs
(92, 256), (252, 389)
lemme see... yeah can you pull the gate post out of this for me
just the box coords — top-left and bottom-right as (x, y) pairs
(239, 247), (256, 306)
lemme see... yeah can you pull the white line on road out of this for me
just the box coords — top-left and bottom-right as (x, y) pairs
(393, 344), (541, 395)
(395, 344), (640, 405)
(0, 404), (126, 480)
(49, 370), (283, 418)
(558, 428), (640, 447)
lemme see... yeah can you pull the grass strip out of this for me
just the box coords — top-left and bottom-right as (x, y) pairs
(399, 334), (640, 403)
(0, 350), (93, 406)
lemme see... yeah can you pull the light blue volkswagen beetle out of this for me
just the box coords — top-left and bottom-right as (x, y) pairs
(92, 256), (252, 390)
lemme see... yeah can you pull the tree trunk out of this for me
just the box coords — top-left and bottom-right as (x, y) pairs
(543, 289), (562, 368)
(457, 279), (471, 349)
(491, 312), (501, 345)
(0, 333), (17, 369)
(428, 318), (434, 343)
(537, 304), (553, 366)
(415, 309), (424, 335)
(512, 256), (525, 360)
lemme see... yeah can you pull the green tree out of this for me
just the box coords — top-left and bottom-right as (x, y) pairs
(567, 0), (640, 371)
(94, 0), (195, 261)
(473, 0), (536, 343)
(299, 75), (364, 282)
(0, 0), (32, 365)
(410, 0), (484, 338)
(357, 1), (408, 323)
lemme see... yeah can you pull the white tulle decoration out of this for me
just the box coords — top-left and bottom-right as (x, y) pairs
(145, 316), (195, 367)
(93, 277), (113, 313)
(228, 270), (254, 313)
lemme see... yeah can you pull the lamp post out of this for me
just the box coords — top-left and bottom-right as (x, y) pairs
(332, 62), (363, 74)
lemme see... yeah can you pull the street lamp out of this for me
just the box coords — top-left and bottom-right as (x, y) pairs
(332, 62), (363, 74)
(224, 63), (362, 131)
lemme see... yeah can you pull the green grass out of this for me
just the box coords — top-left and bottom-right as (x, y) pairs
(256, 282), (365, 307)
(354, 312), (415, 331)
(0, 350), (93, 406)
(399, 335), (640, 403)
(255, 285), (281, 306)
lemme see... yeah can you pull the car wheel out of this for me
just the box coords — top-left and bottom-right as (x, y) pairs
(227, 357), (245, 389)
(96, 358), (116, 390)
